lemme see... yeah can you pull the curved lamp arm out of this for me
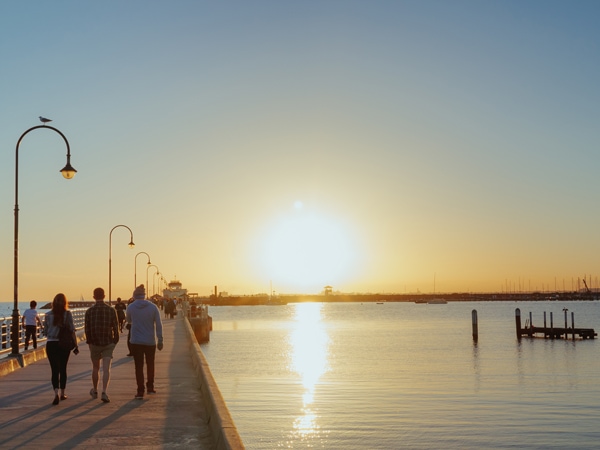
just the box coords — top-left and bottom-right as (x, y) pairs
(146, 264), (160, 299)
(109, 225), (135, 305)
(134, 252), (151, 288)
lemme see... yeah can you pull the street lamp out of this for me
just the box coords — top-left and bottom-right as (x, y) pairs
(157, 275), (166, 298)
(134, 252), (151, 288)
(11, 124), (77, 356)
(152, 270), (162, 297)
(146, 264), (159, 299)
(109, 225), (134, 305)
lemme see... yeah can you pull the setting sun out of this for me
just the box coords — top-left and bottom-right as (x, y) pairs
(257, 205), (362, 293)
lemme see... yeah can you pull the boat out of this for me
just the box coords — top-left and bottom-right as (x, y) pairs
(427, 274), (447, 304)
(266, 297), (287, 306)
(427, 298), (448, 304)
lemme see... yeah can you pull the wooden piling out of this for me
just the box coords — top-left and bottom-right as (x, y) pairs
(528, 311), (533, 337)
(515, 308), (521, 340)
(472, 309), (478, 343)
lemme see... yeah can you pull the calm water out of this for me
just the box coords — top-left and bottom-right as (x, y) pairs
(0, 302), (37, 318)
(200, 301), (600, 449)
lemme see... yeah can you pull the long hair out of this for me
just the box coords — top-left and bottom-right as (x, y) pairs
(51, 293), (69, 327)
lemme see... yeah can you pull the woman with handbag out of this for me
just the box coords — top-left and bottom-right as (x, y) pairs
(43, 293), (79, 405)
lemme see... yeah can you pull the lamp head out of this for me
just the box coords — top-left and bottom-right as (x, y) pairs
(128, 240), (135, 248)
(60, 163), (77, 179)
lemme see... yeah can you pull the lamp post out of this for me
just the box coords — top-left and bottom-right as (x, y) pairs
(11, 125), (77, 356)
(109, 225), (135, 305)
(152, 270), (160, 297)
(158, 275), (167, 298)
(146, 264), (159, 299)
(134, 252), (151, 288)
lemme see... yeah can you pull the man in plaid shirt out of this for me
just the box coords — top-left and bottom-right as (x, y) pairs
(85, 287), (120, 403)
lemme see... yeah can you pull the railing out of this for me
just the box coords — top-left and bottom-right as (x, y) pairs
(180, 301), (209, 320)
(0, 308), (87, 354)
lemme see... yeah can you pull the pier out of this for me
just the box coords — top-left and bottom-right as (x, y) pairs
(515, 308), (597, 340)
(0, 312), (243, 449)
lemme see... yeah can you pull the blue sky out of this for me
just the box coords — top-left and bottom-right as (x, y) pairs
(1, 1), (600, 302)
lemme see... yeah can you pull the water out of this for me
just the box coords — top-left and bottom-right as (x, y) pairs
(0, 301), (37, 318)
(200, 301), (600, 449)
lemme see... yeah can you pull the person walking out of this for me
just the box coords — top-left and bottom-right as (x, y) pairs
(114, 297), (126, 333)
(126, 297), (134, 356)
(84, 287), (120, 403)
(126, 285), (163, 399)
(43, 293), (79, 405)
(22, 300), (42, 350)
(165, 298), (176, 319)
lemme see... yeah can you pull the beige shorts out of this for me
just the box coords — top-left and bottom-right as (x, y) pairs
(89, 343), (116, 360)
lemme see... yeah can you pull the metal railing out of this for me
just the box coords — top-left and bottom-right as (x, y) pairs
(0, 308), (87, 354)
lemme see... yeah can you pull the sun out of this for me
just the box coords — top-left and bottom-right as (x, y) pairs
(257, 205), (362, 293)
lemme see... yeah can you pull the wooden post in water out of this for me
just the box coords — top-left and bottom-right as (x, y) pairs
(472, 309), (478, 343)
(544, 312), (547, 338)
(564, 309), (568, 339)
(528, 311), (533, 337)
(515, 308), (521, 340)
(571, 312), (575, 341)
(550, 312), (554, 339)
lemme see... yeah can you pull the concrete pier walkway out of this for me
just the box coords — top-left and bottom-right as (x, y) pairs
(0, 315), (216, 449)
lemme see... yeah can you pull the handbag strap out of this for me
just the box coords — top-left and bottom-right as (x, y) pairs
(61, 311), (71, 330)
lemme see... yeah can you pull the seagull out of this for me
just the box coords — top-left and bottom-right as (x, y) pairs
(39, 116), (52, 125)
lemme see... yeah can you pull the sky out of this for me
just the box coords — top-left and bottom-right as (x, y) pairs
(1, 1), (600, 303)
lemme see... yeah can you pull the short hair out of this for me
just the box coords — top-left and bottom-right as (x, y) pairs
(30, 300), (37, 308)
(93, 287), (105, 300)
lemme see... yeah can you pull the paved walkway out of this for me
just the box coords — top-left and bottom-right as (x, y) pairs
(0, 315), (215, 449)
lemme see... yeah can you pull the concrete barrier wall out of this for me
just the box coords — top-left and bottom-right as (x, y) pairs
(183, 318), (245, 450)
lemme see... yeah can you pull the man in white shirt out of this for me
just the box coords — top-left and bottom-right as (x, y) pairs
(22, 300), (42, 350)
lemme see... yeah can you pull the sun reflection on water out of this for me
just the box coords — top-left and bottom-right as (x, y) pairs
(289, 302), (329, 439)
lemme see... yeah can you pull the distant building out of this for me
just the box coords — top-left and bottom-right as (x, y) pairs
(163, 279), (187, 300)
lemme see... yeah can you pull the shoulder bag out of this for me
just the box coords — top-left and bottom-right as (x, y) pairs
(58, 313), (76, 351)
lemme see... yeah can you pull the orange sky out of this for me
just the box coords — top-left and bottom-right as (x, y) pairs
(1, 2), (600, 302)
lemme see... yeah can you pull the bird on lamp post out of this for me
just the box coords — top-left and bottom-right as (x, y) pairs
(39, 116), (52, 125)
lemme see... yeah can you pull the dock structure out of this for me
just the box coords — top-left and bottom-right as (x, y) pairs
(0, 313), (244, 449)
(515, 308), (597, 340)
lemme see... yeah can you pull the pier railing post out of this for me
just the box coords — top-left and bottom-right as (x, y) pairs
(528, 311), (533, 337)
